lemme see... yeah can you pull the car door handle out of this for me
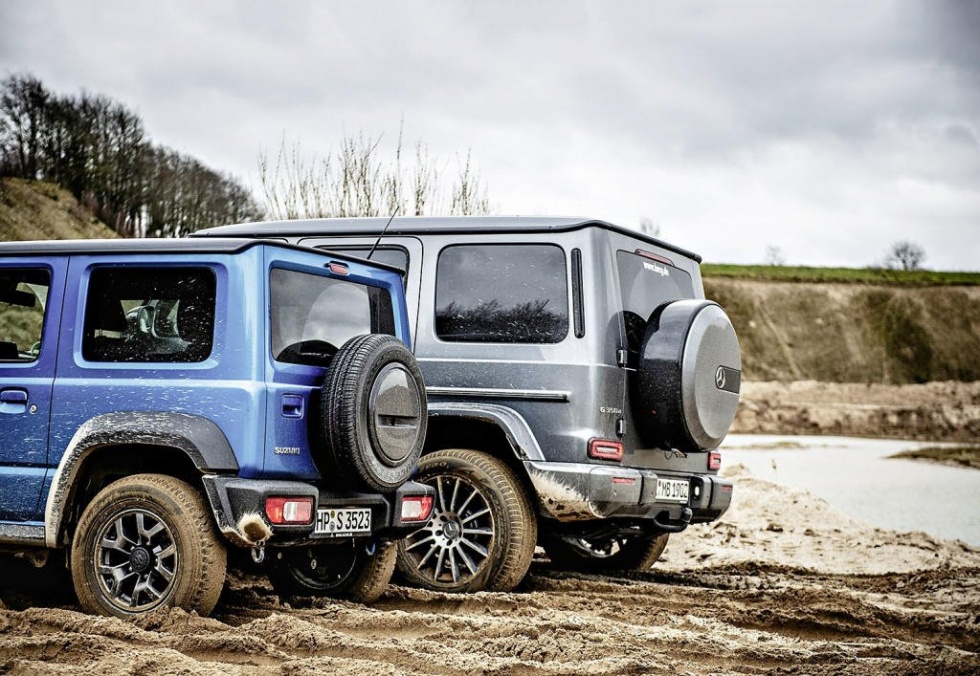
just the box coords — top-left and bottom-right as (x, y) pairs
(0, 389), (28, 404)
(0, 388), (29, 413)
(281, 394), (304, 418)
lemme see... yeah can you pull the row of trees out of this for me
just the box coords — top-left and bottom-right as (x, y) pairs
(0, 74), (260, 236)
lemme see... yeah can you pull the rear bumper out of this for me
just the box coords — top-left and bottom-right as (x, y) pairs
(202, 475), (435, 546)
(526, 460), (732, 530)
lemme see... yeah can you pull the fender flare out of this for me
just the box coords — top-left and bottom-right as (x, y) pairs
(44, 411), (237, 547)
(426, 402), (545, 462)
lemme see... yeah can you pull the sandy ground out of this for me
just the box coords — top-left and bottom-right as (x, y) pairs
(1, 460), (977, 675)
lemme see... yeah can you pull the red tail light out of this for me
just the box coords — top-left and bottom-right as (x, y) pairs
(708, 451), (722, 471)
(589, 438), (623, 461)
(401, 495), (434, 522)
(265, 497), (314, 525)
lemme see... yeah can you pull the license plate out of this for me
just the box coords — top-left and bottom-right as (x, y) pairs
(314, 508), (372, 536)
(656, 478), (690, 503)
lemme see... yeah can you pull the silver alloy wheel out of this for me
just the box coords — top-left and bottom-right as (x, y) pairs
(401, 474), (495, 584)
(94, 507), (178, 612)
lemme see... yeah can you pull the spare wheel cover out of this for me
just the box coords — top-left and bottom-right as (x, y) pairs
(369, 361), (425, 466)
(635, 300), (741, 451)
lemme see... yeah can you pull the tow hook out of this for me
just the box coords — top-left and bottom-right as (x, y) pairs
(250, 545), (266, 564)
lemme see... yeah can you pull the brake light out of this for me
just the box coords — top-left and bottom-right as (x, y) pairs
(265, 497), (314, 525)
(634, 249), (674, 266)
(589, 438), (623, 461)
(708, 451), (722, 471)
(328, 261), (350, 275)
(401, 495), (434, 522)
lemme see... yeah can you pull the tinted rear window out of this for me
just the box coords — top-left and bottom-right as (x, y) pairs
(617, 251), (695, 356)
(435, 244), (568, 344)
(270, 268), (395, 366)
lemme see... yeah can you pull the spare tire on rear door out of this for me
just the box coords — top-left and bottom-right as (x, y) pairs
(632, 300), (741, 453)
(320, 334), (427, 493)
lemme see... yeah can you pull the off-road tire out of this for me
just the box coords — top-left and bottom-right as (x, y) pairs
(70, 473), (227, 618)
(321, 334), (427, 494)
(542, 532), (669, 573)
(268, 540), (397, 604)
(396, 449), (537, 593)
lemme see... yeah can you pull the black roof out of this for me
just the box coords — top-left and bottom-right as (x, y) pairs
(194, 216), (703, 263)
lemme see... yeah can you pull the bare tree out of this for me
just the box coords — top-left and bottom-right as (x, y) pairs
(639, 217), (661, 239)
(258, 127), (492, 220)
(883, 240), (926, 271)
(0, 74), (49, 179)
(764, 245), (786, 266)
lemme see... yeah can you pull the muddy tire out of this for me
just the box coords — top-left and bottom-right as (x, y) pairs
(542, 532), (669, 573)
(321, 334), (427, 494)
(268, 540), (396, 604)
(395, 449), (537, 593)
(70, 474), (227, 618)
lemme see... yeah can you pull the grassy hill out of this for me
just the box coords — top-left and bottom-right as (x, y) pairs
(0, 177), (118, 241)
(702, 263), (980, 287)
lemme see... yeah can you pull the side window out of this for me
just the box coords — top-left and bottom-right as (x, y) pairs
(270, 268), (395, 367)
(435, 244), (569, 344)
(0, 268), (50, 362)
(82, 267), (216, 363)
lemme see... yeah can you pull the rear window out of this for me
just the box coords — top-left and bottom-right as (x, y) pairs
(270, 268), (395, 366)
(435, 244), (568, 344)
(617, 250), (695, 357)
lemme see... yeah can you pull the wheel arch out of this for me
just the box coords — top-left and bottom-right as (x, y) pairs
(44, 412), (237, 547)
(423, 402), (543, 497)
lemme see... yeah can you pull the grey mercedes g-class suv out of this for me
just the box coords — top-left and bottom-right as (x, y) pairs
(196, 217), (740, 593)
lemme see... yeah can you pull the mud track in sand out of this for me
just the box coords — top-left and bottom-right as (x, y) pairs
(1, 465), (978, 675)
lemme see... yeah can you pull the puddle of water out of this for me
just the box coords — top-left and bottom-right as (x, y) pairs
(720, 434), (980, 546)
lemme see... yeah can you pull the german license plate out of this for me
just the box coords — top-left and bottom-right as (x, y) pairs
(314, 508), (372, 536)
(656, 478), (690, 503)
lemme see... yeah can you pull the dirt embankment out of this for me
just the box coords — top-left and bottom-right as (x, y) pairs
(704, 278), (980, 384)
(734, 380), (980, 441)
(1, 464), (977, 675)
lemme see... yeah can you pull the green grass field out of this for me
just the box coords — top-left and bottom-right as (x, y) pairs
(701, 263), (980, 286)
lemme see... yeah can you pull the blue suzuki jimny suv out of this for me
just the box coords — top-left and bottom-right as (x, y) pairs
(0, 237), (432, 617)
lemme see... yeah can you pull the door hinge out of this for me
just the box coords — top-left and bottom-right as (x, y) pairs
(616, 348), (629, 368)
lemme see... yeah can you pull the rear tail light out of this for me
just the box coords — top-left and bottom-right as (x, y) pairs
(589, 438), (623, 461)
(265, 496), (314, 525)
(400, 495), (434, 522)
(708, 451), (722, 471)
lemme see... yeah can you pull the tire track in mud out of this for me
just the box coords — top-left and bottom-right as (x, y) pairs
(3, 463), (979, 675)
(1, 563), (978, 675)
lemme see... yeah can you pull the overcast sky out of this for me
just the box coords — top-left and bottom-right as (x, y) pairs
(2, 1), (978, 269)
